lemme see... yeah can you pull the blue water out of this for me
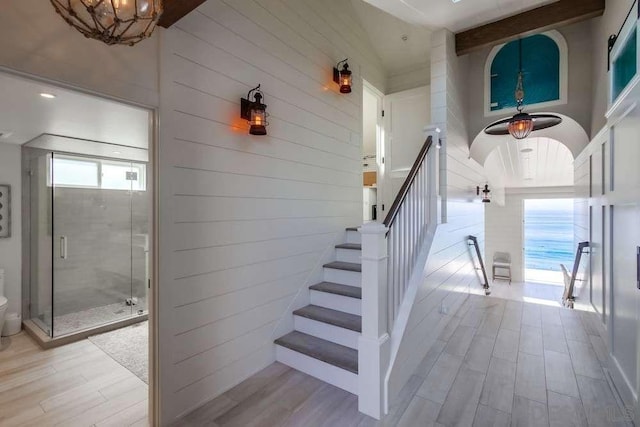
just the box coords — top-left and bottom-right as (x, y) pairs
(524, 203), (574, 272)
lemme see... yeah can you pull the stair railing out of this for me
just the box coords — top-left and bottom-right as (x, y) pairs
(383, 135), (435, 327)
(563, 241), (590, 308)
(468, 236), (490, 295)
(357, 126), (440, 420)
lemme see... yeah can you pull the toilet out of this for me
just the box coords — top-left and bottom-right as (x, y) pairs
(0, 269), (7, 340)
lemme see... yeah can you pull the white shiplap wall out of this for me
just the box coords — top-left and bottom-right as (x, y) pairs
(385, 29), (486, 402)
(158, 0), (385, 422)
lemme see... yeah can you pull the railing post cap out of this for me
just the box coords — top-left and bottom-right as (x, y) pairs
(359, 222), (389, 235)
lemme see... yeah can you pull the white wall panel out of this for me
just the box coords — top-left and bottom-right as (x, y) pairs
(0, 144), (21, 316)
(158, 0), (385, 422)
(385, 30), (486, 405)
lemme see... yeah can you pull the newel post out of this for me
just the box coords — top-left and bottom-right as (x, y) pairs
(358, 222), (391, 419)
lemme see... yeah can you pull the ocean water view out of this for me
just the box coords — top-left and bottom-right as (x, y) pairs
(524, 199), (575, 273)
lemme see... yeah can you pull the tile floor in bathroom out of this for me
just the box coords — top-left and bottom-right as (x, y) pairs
(0, 332), (148, 426)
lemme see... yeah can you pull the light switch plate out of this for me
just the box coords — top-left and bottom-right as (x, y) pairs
(0, 184), (11, 238)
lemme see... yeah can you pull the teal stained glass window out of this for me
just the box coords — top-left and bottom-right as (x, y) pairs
(490, 34), (561, 111)
(613, 30), (637, 101)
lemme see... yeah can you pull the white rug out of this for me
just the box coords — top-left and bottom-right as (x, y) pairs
(88, 321), (148, 384)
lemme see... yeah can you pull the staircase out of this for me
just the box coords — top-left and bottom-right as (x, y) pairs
(274, 227), (362, 394)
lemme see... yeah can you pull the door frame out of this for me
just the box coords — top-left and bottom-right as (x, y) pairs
(2, 66), (160, 426)
(363, 80), (385, 222)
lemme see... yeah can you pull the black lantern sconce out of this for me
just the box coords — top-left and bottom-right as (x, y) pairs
(477, 184), (491, 203)
(333, 59), (352, 94)
(241, 85), (268, 136)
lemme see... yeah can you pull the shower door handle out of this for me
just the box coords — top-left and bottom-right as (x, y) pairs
(60, 236), (68, 260)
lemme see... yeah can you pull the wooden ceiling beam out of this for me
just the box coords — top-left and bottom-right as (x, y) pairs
(157, 0), (207, 28)
(455, 0), (605, 56)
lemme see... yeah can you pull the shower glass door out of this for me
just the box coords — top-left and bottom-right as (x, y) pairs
(51, 153), (147, 337)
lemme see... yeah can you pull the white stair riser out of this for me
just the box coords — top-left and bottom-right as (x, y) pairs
(346, 230), (361, 244)
(323, 268), (361, 287)
(336, 248), (361, 263)
(310, 290), (361, 316)
(275, 345), (358, 394)
(294, 316), (359, 349)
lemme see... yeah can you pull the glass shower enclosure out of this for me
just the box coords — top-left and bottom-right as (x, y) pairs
(24, 140), (149, 338)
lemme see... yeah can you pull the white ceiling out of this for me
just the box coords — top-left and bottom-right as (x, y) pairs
(484, 137), (574, 188)
(350, 0), (432, 80)
(0, 72), (150, 148)
(362, 0), (558, 32)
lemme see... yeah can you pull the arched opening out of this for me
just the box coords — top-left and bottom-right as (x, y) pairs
(484, 137), (574, 188)
(473, 117), (589, 302)
(470, 112), (589, 168)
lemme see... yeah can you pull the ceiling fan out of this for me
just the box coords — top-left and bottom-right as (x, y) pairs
(484, 38), (562, 140)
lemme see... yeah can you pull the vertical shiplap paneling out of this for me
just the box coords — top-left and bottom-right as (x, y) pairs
(386, 29), (486, 403)
(158, 0), (385, 422)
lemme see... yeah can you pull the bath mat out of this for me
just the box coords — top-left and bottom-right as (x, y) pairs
(88, 321), (148, 384)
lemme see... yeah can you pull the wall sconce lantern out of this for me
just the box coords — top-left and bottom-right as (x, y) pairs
(333, 59), (352, 93)
(477, 184), (491, 203)
(241, 85), (268, 136)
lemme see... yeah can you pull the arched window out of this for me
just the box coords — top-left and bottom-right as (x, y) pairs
(485, 31), (567, 115)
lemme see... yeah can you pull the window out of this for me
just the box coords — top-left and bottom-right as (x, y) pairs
(612, 31), (637, 101)
(50, 155), (146, 191)
(486, 31), (567, 115)
(51, 157), (99, 188)
(101, 162), (146, 191)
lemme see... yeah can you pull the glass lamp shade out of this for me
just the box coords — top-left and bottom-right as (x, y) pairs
(50, 0), (163, 46)
(249, 107), (267, 136)
(507, 113), (534, 139)
(340, 70), (352, 94)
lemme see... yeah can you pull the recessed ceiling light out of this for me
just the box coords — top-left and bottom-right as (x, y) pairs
(521, 148), (534, 153)
(452, 0), (462, 3)
(113, 151), (122, 155)
(40, 93), (56, 99)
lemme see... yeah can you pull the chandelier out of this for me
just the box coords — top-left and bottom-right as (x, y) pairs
(484, 38), (562, 140)
(50, 0), (163, 46)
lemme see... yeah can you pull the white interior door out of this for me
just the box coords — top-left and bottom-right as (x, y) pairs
(382, 86), (431, 220)
(609, 104), (640, 411)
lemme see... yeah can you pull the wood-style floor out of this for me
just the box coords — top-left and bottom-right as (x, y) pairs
(0, 332), (148, 426)
(181, 294), (628, 427)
